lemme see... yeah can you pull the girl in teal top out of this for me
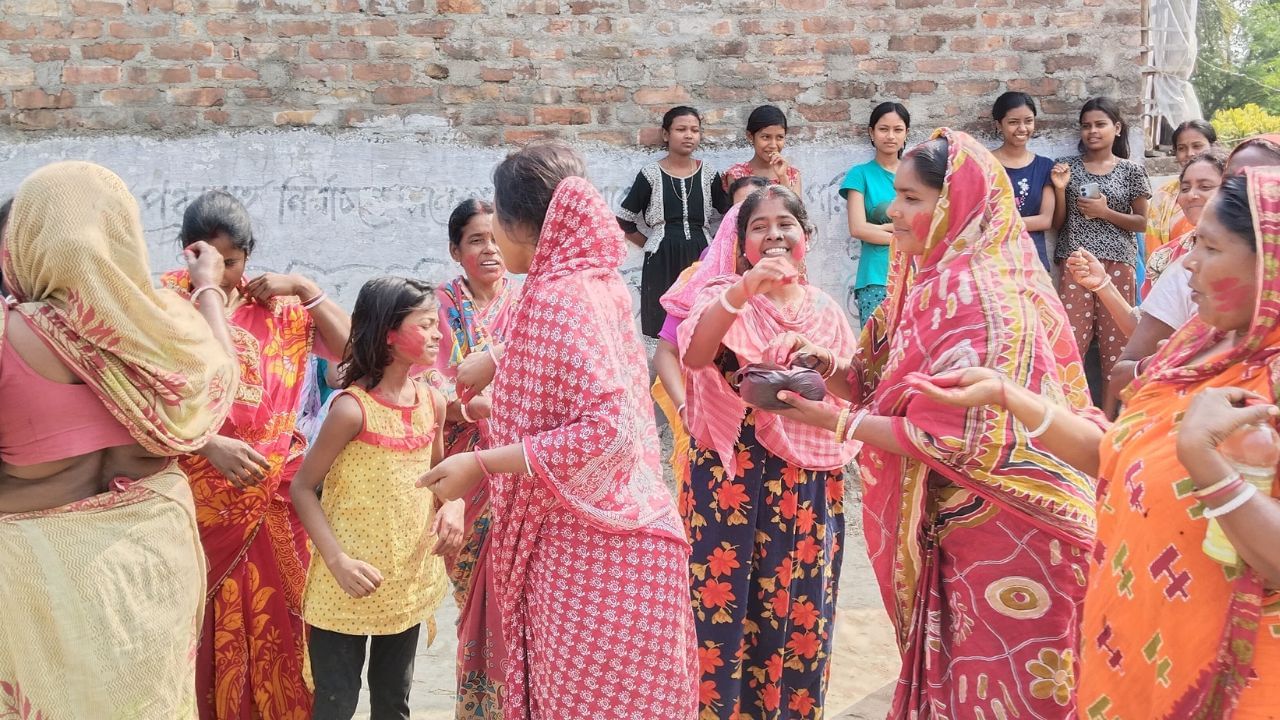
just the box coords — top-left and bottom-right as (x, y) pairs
(841, 101), (909, 325)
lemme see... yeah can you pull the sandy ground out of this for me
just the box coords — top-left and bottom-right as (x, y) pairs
(349, 466), (900, 719)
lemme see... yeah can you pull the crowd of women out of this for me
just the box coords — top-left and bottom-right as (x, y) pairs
(1, 86), (1279, 720)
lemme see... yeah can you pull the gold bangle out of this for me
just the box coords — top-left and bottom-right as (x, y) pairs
(833, 407), (850, 442)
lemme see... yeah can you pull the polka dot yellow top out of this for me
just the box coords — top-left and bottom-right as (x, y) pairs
(302, 383), (448, 638)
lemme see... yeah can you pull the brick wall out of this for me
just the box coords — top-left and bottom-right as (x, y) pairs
(0, 0), (1143, 145)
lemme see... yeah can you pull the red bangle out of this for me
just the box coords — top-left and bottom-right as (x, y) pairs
(473, 451), (490, 476)
(1199, 477), (1246, 506)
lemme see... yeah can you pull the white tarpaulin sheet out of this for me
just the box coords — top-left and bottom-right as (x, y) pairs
(1149, 0), (1204, 125)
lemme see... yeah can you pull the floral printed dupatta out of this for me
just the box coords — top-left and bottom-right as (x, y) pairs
(858, 129), (1103, 656)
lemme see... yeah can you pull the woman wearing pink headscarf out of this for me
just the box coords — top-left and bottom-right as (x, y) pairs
(420, 142), (698, 720)
(672, 184), (858, 719)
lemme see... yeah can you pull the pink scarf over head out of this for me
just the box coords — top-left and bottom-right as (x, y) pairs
(488, 175), (685, 541)
(672, 200), (858, 475)
(858, 129), (1103, 641)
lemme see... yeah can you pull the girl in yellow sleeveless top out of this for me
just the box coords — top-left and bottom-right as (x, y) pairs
(291, 277), (465, 720)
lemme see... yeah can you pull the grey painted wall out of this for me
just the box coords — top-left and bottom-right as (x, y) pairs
(0, 129), (1088, 325)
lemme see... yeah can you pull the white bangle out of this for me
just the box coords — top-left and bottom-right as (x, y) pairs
(459, 401), (474, 424)
(191, 285), (228, 307)
(1202, 483), (1259, 519)
(845, 408), (871, 442)
(719, 288), (744, 315)
(1085, 276), (1112, 293)
(301, 291), (327, 310)
(521, 444), (534, 476)
(1025, 402), (1056, 439)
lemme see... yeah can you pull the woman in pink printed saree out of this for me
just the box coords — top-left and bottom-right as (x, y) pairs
(420, 143), (698, 720)
(769, 129), (1103, 718)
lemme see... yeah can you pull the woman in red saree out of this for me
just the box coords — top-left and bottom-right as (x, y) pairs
(434, 198), (517, 718)
(163, 190), (351, 720)
(771, 129), (1103, 718)
(421, 143), (698, 720)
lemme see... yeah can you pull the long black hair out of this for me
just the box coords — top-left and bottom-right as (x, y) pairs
(447, 198), (495, 248)
(1077, 97), (1130, 159)
(178, 189), (257, 253)
(339, 276), (436, 390)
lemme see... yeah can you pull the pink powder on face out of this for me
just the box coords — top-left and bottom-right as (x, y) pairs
(910, 211), (932, 246)
(1209, 277), (1253, 313)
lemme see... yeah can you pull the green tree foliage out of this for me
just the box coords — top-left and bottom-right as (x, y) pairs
(1193, 0), (1280, 116)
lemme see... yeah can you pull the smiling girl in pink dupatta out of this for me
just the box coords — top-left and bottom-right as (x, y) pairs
(675, 185), (858, 719)
(770, 129), (1105, 718)
(419, 143), (697, 720)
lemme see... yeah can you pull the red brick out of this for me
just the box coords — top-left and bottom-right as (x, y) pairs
(1007, 77), (1061, 96)
(68, 20), (103, 38)
(481, 67), (515, 82)
(801, 17), (856, 33)
(133, 0), (174, 10)
(296, 63), (349, 81)
(372, 85), (435, 104)
(423, 63), (450, 79)
(883, 79), (937, 98)
(760, 82), (801, 101)
(128, 66), (190, 83)
(168, 87), (225, 106)
(0, 23), (38, 40)
(352, 63), (412, 82)
(706, 86), (754, 102)
(797, 102), (849, 122)
(948, 79), (1000, 96)
(858, 58), (899, 74)
(274, 110), (317, 125)
(204, 109), (230, 124)
(206, 18), (268, 37)
(815, 37), (870, 54)
(756, 39), (810, 56)
(579, 131), (631, 145)
(308, 42), (366, 60)
(1052, 11), (1095, 28)
(12, 88), (75, 109)
(439, 84), (501, 103)
(152, 42), (214, 60)
(633, 86), (690, 105)
(779, 0), (825, 9)
(12, 44), (72, 61)
(981, 11), (1036, 27)
(465, 107), (530, 126)
(920, 12), (975, 30)
(240, 43), (298, 60)
(108, 21), (168, 38)
(888, 35), (942, 52)
(968, 55), (1021, 72)
(61, 65), (119, 84)
(916, 57), (964, 73)
(1012, 34), (1065, 52)
(405, 19), (454, 37)
(950, 35), (1004, 53)
(739, 19), (797, 35)
(71, 0), (125, 14)
(271, 20), (330, 36)
(10, 109), (61, 130)
(239, 86), (274, 100)
(699, 40), (748, 58)
(219, 63), (259, 80)
(81, 42), (142, 60)
(1044, 54), (1094, 72)
(532, 106), (591, 125)
(822, 81), (875, 100)
(338, 19), (397, 36)
(437, 0), (484, 11)
(781, 59), (825, 76)
(503, 128), (562, 144)
(100, 87), (158, 105)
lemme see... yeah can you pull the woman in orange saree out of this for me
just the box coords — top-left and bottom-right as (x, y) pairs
(910, 168), (1280, 718)
(770, 130), (1103, 718)
(163, 190), (351, 720)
